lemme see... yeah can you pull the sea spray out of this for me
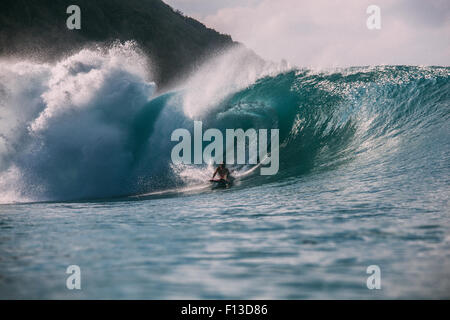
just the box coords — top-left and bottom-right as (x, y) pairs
(0, 42), (448, 203)
(0, 42), (156, 202)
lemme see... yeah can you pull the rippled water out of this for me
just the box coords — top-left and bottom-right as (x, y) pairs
(1, 158), (449, 299)
(0, 51), (449, 298)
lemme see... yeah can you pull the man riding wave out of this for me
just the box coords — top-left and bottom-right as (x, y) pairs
(212, 163), (230, 182)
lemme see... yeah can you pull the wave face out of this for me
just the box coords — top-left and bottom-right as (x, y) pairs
(0, 44), (449, 203)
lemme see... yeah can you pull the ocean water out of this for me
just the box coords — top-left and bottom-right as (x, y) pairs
(0, 44), (449, 299)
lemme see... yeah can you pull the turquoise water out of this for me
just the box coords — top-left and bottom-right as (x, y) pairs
(1, 165), (449, 299)
(0, 51), (449, 299)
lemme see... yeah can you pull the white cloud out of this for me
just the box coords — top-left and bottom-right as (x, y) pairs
(166, 0), (450, 67)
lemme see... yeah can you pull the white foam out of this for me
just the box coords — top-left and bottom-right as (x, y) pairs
(180, 46), (290, 119)
(0, 42), (156, 203)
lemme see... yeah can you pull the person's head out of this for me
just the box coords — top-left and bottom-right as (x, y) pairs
(219, 162), (225, 168)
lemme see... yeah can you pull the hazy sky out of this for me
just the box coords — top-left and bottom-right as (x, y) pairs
(164, 0), (450, 67)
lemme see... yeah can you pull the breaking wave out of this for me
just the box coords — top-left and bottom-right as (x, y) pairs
(0, 42), (448, 203)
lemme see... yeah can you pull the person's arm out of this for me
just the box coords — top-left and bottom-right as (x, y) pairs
(212, 167), (219, 179)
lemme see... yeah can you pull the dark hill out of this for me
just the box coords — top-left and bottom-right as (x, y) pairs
(0, 0), (238, 88)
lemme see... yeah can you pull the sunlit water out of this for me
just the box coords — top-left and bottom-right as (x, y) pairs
(1, 150), (449, 299)
(0, 49), (449, 299)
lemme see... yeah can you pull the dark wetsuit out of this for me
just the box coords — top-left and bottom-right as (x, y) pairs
(214, 166), (229, 181)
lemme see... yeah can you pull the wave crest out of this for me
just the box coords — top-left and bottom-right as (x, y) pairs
(0, 43), (448, 203)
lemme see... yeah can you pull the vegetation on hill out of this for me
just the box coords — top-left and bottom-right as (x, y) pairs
(0, 0), (238, 88)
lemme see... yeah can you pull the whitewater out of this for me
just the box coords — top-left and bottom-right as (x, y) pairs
(0, 43), (449, 298)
